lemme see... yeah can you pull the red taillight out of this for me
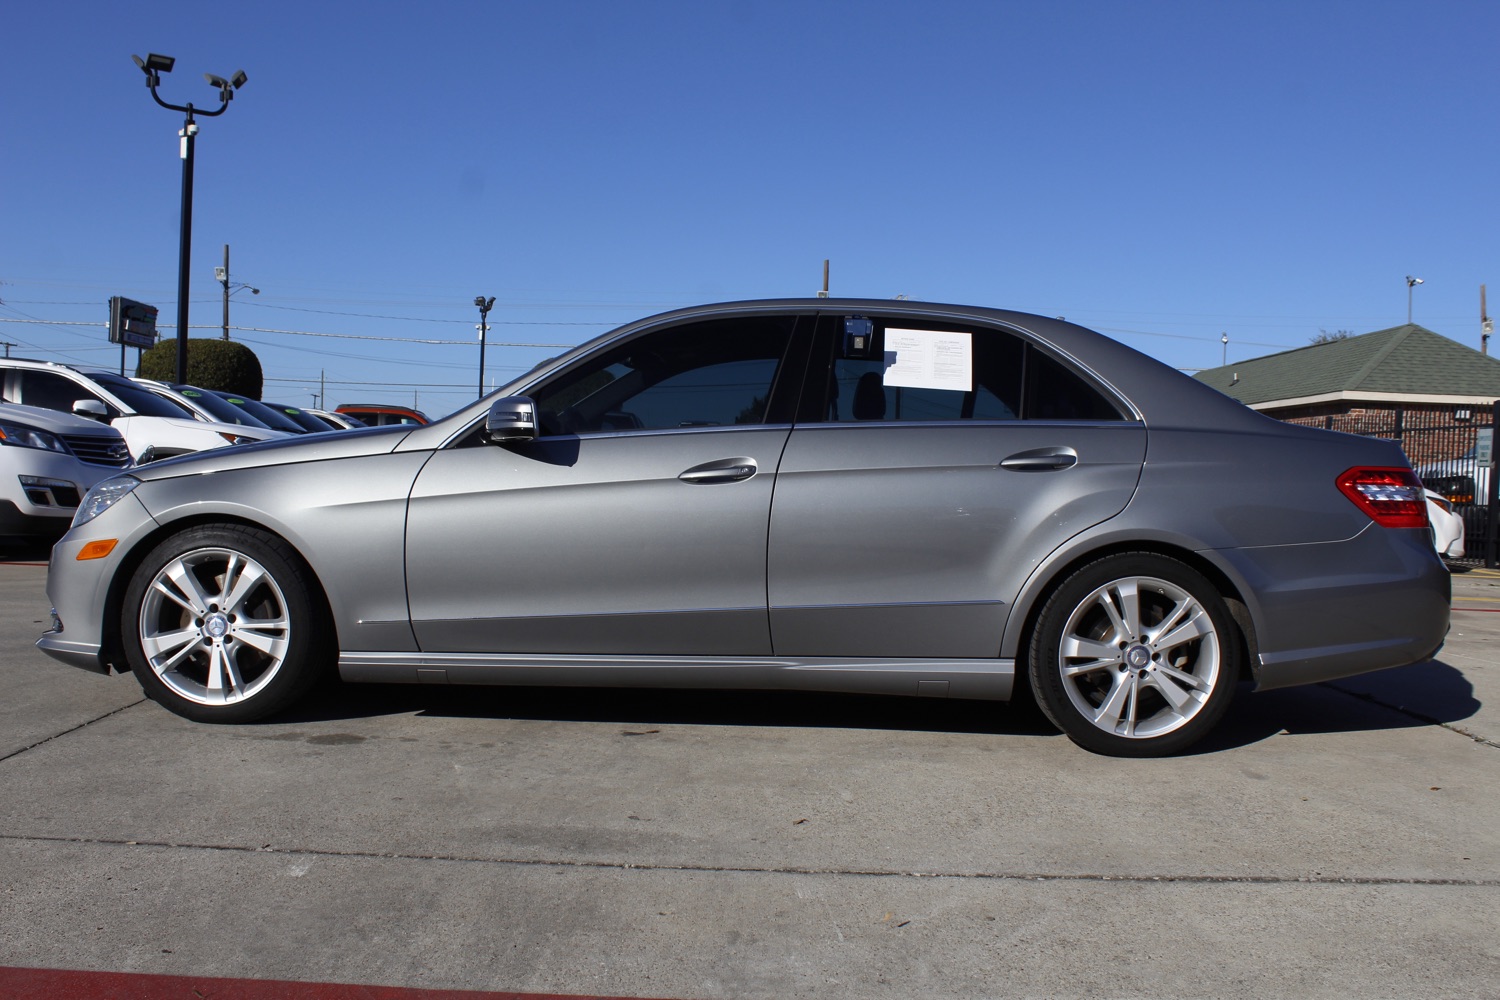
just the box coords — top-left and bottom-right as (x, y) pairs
(1337, 467), (1428, 529)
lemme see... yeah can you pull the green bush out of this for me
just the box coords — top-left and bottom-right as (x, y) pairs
(137, 338), (264, 399)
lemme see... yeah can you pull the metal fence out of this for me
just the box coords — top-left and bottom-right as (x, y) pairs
(1342, 401), (1500, 567)
(1279, 402), (1499, 566)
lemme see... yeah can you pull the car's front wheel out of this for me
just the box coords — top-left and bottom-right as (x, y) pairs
(1028, 553), (1242, 757)
(120, 524), (330, 723)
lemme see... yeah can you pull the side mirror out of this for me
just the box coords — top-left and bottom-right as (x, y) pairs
(72, 399), (109, 422)
(485, 395), (538, 444)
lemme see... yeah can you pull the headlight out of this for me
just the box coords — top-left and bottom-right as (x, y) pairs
(72, 476), (141, 528)
(0, 422), (69, 454)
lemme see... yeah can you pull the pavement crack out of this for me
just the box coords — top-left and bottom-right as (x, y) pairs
(3, 833), (1496, 887)
(0, 699), (147, 764)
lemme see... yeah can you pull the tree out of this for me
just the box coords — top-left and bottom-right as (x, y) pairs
(1310, 329), (1354, 345)
(137, 339), (264, 398)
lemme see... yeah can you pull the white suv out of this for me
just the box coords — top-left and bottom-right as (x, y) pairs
(0, 359), (266, 463)
(0, 401), (131, 543)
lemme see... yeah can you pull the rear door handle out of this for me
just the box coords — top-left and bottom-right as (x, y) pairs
(679, 457), (758, 484)
(1000, 447), (1078, 472)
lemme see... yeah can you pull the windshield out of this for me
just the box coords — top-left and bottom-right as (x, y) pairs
(212, 392), (309, 433)
(170, 385), (275, 428)
(91, 372), (198, 419)
(267, 403), (335, 433)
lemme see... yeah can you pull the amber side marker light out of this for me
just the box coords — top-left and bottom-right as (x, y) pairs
(76, 539), (119, 560)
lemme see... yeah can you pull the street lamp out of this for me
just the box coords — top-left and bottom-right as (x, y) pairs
(131, 52), (247, 383)
(1406, 275), (1424, 324)
(1220, 332), (1229, 367)
(214, 244), (258, 340)
(475, 295), (495, 398)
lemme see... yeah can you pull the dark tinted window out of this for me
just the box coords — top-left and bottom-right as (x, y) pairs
(824, 323), (1023, 422)
(15, 371), (113, 416)
(1024, 351), (1123, 421)
(90, 372), (197, 418)
(533, 316), (798, 435)
(213, 393), (308, 433)
(268, 404), (334, 433)
(809, 317), (1122, 423)
(173, 385), (274, 428)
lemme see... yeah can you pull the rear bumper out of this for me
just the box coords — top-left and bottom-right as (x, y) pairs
(1222, 526), (1451, 691)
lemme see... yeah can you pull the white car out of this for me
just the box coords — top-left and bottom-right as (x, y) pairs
(0, 360), (269, 463)
(131, 379), (293, 442)
(0, 401), (131, 543)
(1417, 446), (1488, 507)
(1425, 489), (1465, 559)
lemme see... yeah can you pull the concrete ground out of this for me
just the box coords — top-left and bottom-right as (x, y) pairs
(0, 553), (1495, 999)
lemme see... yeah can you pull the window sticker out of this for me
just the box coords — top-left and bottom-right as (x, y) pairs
(883, 329), (973, 392)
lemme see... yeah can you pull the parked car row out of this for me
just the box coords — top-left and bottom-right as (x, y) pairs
(0, 401), (131, 546)
(0, 357), (427, 543)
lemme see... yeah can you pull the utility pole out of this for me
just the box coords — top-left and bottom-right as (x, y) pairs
(220, 244), (230, 340)
(215, 243), (258, 340)
(1483, 285), (1492, 355)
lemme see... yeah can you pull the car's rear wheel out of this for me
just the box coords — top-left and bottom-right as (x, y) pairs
(120, 524), (330, 723)
(1028, 553), (1241, 757)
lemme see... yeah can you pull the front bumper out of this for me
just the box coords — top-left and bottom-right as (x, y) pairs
(33, 492), (159, 678)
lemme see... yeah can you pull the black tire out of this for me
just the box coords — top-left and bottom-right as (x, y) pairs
(1028, 553), (1241, 757)
(120, 524), (331, 723)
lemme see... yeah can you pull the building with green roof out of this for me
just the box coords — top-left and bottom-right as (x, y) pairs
(1192, 324), (1500, 467)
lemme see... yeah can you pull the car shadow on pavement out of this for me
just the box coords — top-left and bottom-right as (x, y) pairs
(0, 541), (55, 564)
(1188, 658), (1480, 755)
(283, 680), (1063, 739)
(278, 657), (1479, 754)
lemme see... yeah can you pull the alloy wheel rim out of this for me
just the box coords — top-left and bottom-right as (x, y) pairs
(138, 546), (291, 706)
(1056, 575), (1221, 739)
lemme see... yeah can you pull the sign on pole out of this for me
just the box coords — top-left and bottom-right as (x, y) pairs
(109, 296), (159, 350)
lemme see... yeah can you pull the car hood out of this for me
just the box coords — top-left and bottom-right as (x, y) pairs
(126, 424), (414, 482)
(0, 401), (127, 438)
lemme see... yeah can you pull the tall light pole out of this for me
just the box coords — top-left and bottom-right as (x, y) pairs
(1220, 332), (1229, 367)
(1406, 275), (1424, 324)
(475, 296), (495, 398)
(214, 244), (258, 340)
(131, 53), (247, 383)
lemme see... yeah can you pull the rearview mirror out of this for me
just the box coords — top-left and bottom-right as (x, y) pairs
(485, 395), (538, 444)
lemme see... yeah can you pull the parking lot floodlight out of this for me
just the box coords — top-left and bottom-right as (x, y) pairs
(133, 53), (175, 87)
(131, 52), (248, 376)
(475, 296), (496, 399)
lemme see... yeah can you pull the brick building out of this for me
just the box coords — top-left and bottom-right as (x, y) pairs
(1192, 323), (1500, 467)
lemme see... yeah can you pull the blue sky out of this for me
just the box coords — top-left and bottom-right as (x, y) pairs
(4, 1), (1498, 418)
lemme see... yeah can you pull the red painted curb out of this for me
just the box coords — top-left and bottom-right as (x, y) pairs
(0, 967), (675, 1000)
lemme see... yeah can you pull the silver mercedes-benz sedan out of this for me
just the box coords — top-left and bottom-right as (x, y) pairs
(37, 300), (1449, 756)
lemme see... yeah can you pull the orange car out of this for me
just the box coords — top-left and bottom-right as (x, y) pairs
(333, 403), (429, 427)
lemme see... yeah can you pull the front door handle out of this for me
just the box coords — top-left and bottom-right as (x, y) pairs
(679, 457), (759, 484)
(1000, 447), (1078, 472)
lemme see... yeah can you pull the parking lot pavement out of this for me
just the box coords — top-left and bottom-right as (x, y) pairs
(1, 557), (1497, 999)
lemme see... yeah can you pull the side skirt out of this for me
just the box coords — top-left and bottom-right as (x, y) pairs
(337, 652), (1015, 701)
